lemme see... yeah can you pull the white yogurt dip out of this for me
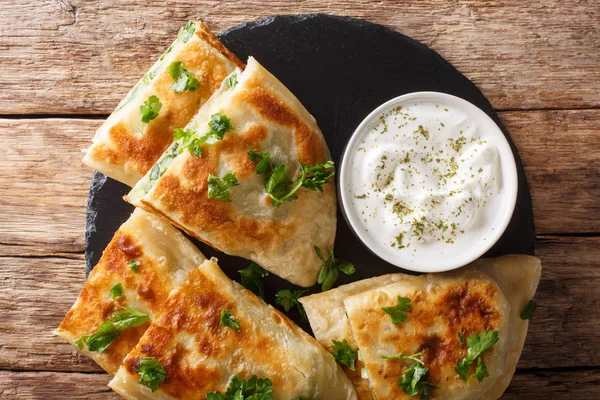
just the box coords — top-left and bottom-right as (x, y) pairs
(340, 92), (518, 272)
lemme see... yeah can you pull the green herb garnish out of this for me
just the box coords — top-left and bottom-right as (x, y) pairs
(520, 300), (536, 320)
(110, 306), (150, 330)
(178, 20), (196, 43)
(168, 61), (201, 93)
(140, 95), (162, 123)
(134, 357), (166, 392)
(75, 318), (120, 353)
(265, 161), (335, 207)
(248, 150), (271, 175)
(129, 259), (140, 273)
(275, 289), (309, 321)
(110, 283), (123, 299)
(381, 296), (411, 325)
(224, 73), (238, 88)
(381, 351), (436, 398)
(75, 307), (150, 353)
(331, 339), (359, 371)
(238, 262), (269, 299)
(315, 246), (355, 292)
(220, 309), (240, 332)
(455, 330), (499, 383)
(208, 113), (233, 139)
(207, 173), (239, 202)
(206, 375), (273, 400)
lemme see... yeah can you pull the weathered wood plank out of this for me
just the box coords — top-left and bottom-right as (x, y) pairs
(0, 110), (597, 258)
(0, 368), (597, 399)
(0, 371), (116, 399)
(501, 110), (600, 234)
(0, 0), (598, 114)
(1, 236), (599, 373)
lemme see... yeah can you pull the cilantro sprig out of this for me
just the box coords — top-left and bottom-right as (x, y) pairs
(381, 351), (436, 398)
(455, 330), (499, 383)
(75, 306), (150, 352)
(173, 113), (233, 158)
(140, 95), (162, 123)
(247, 151), (335, 207)
(206, 375), (274, 400)
(168, 61), (201, 93)
(331, 339), (359, 371)
(248, 150), (271, 175)
(220, 309), (240, 332)
(238, 262), (269, 299)
(315, 246), (355, 291)
(134, 357), (167, 392)
(129, 259), (140, 273)
(275, 289), (308, 321)
(381, 296), (412, 325)
(207, 173), (239, 202)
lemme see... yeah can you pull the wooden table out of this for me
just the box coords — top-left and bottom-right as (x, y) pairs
(1, 1), (598, 398)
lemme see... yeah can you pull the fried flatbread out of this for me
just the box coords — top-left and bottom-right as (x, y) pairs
(127, 57), (336, 287)
(108, 258), (356, 399)
(56, 209), (206, 375)
(83, 20), (244, 186)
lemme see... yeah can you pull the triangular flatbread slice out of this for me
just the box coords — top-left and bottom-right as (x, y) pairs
(301, 255), (541, 400)
(55, 209), (206, 375)
(127, 57), (337, 287)
(108, 258), (356, 399)
(83, 20), (244, 186)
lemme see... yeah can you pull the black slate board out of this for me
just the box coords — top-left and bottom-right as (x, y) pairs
(86, 14), (535, 327)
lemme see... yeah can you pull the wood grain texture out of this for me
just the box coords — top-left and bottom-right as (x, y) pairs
(0, 368), (598, 399)
(0, 0), (598, 115)
(1, 237), (599, 373)
(0, 109), (597, 258)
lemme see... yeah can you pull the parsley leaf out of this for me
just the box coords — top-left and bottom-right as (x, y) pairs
(382, 351), (436, 398)
(381, 296), (412, 325)
(168, 61), (201, 93)
(520, 300), (537, 320)
(178, 21), (196, 43)
(140, 95), (162, 123)
(248, 150), (271, 175)
(220, 309), (240, 332)
(224, 73), (238, 88)
(76, 318), (120, 353)
(207, 375), (274, 400)
(331, 339), (359, 371)
(238, 262), (269, 299)
(454, 330), (499, 383)
(110, 307), (150, 330)
(110, 283), (123, 299)
(134, 357), (166, 393)
(265, 161), (335, 207)
(208, 113), (233, 140)
(275, 289), (309, 321)
(173, 128), (204, 157)
(76, 307), (149, 353)
(315, 246), (356, 291)
(207, 173), (239, 202)
(129, 259), (140, 273)
(300, 160), (335, 192)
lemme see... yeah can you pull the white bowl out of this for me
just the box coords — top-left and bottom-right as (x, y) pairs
(339, 92), (518, 273)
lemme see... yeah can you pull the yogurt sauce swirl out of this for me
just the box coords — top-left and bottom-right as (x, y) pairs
(345, 101), (501, 255)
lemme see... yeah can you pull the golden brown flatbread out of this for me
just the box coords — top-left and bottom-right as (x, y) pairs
(301, 255), (542, 400)
(127, 57), (336, 287)
(108, 258), (356, 399)
(55, 209), (206, 375)
(83, 20), (244, 186)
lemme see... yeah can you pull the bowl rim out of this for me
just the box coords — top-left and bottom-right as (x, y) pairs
(338, 91), (519, 273)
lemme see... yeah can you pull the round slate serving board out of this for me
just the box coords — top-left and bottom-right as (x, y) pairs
(86, 14), (535, 327)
